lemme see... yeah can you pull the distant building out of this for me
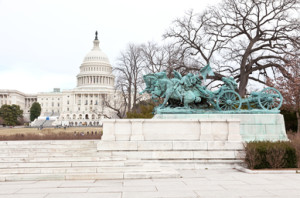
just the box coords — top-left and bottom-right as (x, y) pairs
(0, 90), (37, 120)
(0, 32), (122, 126)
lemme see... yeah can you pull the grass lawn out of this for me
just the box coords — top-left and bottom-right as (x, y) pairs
(0, 127), (103, 140)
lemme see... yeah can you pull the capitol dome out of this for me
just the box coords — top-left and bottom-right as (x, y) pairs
(76, 31), (115, 89)
(83, 38), (110, 64)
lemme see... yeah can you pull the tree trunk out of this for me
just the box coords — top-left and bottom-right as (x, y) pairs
(238, 74), (249, 98)
(238, 38), (257, 98)
(133, 84), (137, 109)
(128, 83), (132, 112)
(296, 111), (300, 134)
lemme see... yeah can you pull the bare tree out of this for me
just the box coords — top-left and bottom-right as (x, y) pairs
(268, 54), (300, 133)
(164, 10), (224, 68)
(165, 0), (300, 96)
(114, 44), (144, 111)
(141, 41), (199, 77)
(102, 90), (127, 119)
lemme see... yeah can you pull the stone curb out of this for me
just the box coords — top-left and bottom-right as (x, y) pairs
(234, 164), (300, 174)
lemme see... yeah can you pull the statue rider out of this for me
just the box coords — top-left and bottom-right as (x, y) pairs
(190, 75), (210, 98)
(222, 77), (237, 90)
(180, 73), (193, 91)
(214, 77), (238, 95)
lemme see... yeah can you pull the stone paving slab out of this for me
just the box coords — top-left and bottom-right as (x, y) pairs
(0, 169), (299, 198)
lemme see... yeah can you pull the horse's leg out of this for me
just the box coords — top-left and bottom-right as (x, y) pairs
(183, 92), (195, 108)
(161, 91), (171, 108)
(175, 89), (182, 102)
(161, 96), (169, 108)
(183, 94), (190, 108)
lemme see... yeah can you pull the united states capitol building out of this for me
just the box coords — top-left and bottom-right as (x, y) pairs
(0, 32), (122, 126)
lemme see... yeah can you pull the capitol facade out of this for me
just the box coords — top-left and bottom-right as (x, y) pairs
(0, 32), (121, 126)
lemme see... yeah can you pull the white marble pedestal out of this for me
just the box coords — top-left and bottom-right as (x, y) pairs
(97, 118), (245, 169)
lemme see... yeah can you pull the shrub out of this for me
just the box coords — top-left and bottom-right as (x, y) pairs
(127, 101), (155, 118)
(245, 141), (297, 169)
(244, 144), (262, 169)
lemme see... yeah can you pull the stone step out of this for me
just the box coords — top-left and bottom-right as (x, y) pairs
(98, 141), (244, 151)
(0, 141), (98, 150)
(0, 154), (127, 163)
(0, 148), (97, 152)
(0, 145), (97, 149)
(0, 155), (123, 162)
(108, 150), (243, 160)
(0, 165), (162, 174)
(0, 140), (98, 145)
(0, 151), (242, 162)
(0, 168), (180, 181)
(142, 159), (243, 169)
(0, 152), (106, 158)
(0, 159), (143, 168)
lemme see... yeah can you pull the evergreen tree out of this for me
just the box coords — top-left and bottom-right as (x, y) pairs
(0, 104), (23, 126)
(30, 102), (41, 121)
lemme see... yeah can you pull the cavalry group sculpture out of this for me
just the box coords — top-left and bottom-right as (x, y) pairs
(140, 66), (283, 113)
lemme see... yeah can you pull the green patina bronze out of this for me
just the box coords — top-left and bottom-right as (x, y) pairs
(140, 65), (283, 114)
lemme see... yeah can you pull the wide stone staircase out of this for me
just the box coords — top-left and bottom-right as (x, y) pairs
(98, 141), (245, 170)
(0, 140), (180, 181)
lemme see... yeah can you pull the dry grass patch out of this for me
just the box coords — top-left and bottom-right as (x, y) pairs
(0, 127), (102, 140)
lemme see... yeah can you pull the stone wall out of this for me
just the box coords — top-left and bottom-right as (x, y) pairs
(101, 119), (241, 142)
(154, 114), (288, 142)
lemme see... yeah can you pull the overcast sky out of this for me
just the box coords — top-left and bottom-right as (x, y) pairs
(0, 0), (221, 93)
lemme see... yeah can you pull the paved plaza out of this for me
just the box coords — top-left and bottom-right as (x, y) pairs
(0, 169), (300, 198)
